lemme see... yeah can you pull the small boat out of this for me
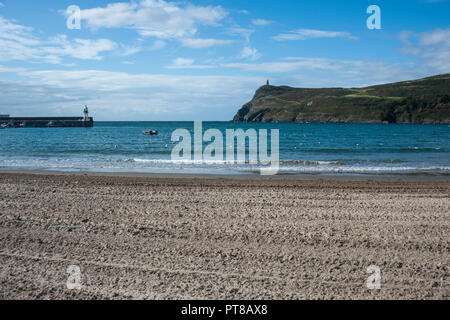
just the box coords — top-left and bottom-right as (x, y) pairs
(143, 130), (158, 135)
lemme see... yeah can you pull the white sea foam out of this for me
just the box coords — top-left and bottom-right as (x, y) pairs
(1, 155), (448, 175)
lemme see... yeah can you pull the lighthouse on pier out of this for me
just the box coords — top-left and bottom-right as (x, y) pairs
(83, 105), (89, 121)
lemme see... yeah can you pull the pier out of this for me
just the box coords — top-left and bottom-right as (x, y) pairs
(0, 106), (94, 128)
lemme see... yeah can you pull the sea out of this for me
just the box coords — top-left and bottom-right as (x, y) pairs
(0, 122), (449, 176)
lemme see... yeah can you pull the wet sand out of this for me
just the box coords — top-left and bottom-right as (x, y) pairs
(0, 172), (449, 300)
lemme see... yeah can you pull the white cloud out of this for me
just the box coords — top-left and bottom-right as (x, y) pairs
(171, 57), (195, 67)
(166, 57), (214, 69)
(222, 57), (424, 85)
(0, 16), (117, 63)
(180, 38), (234, 49)
(119, 44), (142, 56)
(273, 29), (358, 41)
(239, 46), (261, 61)
(149, 40), (166, 50)
(73, 0), (227, 40)
(400, 27), (450, 72)
(251, 19), (273, 26)
(0, 65), (26, 73)
(0, 16), (39, 45)
(44, 35), (117, 61)
(228, 27), (254, 42)
(0, 68), (264, 120)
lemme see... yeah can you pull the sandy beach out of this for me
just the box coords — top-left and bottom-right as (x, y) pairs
(0, 171), (448, 300)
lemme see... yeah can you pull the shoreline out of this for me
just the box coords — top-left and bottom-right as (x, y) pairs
(0, 169), (449, 181)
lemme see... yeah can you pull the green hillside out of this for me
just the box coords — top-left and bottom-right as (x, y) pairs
(233, 74), (450, 124)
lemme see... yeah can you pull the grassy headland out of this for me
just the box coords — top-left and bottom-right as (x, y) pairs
(233, 74), (450, 124)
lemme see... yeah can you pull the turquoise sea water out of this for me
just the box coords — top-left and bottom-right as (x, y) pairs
(0, 122), (449, 175)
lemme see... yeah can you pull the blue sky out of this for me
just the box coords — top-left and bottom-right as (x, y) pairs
(0, 0), (449, 120)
